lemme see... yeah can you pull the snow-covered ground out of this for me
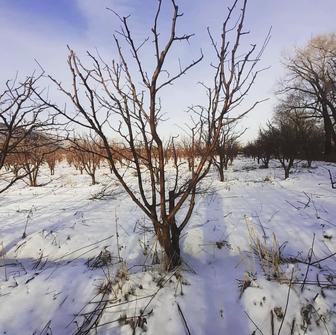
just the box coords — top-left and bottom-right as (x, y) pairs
(0, 157), (336, 334)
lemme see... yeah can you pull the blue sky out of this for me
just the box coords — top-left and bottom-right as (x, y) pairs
(0, 0), (335, 141)
(0, 0), (86, 28)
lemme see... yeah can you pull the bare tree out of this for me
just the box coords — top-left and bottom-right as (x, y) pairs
(45, 147), (62, 175)
(242, 141), (260, 162)
(70, 136), (102, 185)
(275, 97), (324, 167)
(213, 119), (245, 181)
(20, 134), (51, 186)
(0, 74), (56, 192)
(260, 99), (324, 179)
(280, 33), (336, 160)
(41, 0), (268, 269)
(266, 122), (299, 179)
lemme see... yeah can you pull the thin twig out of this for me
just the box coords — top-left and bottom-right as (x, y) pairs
(177, 303), (191, 335)
(244, 311), (265, 335)
(301, 234), (315, 292)
(277, 268), (294, 335)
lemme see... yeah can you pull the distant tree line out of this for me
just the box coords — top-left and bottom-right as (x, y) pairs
(244, 33), (336, 179)
(244, 106), (324, 179)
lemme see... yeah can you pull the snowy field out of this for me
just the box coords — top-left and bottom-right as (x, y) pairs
(0, 157), (336, 335)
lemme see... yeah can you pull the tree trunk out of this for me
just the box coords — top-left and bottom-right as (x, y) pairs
(262, 155), (270, 168)
(280, 157), (293, 180)
(219, 168), (224, 182)
(322, 108), (333, 158)
(160, 223), (181, 271)
(284, 158), (294, 179)
(28, 171), (34, 186)
(187, 158), (192, 172)
(28, 166), (39, 187)
(218, 153), (225, 182)
(14, 166), (19, 177)
(284, 168), (290, 179)
(32, 168), (38, 186)
(158, 191), (182, 270)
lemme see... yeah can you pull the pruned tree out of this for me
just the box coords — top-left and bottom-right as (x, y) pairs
(242, 141), (259, 162)
(70, 136), (102, 185)
(266, 122), (298, 179)
(256, 127), (276, 168)
(9, 132), (60, 187)
(301, 126), (324, 167)
(45, 147), (62, 176)
(213, 119), (245, 181)
(41, 0), (268, 269)
(275, 97), (324, 167)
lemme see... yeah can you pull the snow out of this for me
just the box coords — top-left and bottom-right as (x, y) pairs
(0, 157), (336, 334)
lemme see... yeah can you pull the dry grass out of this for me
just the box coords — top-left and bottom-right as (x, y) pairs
(245, 215), (285, 280)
